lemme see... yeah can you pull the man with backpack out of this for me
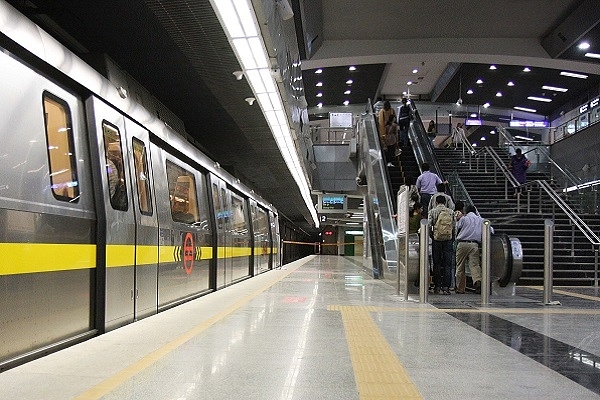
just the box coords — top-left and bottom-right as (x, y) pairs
(455, 205), (491, 294)
(428, 195), (455, 295)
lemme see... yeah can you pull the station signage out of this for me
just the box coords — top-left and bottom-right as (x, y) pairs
(579, 97), (600, 114)
(464, 119), (482, 126)
(509, 120), (549, 128)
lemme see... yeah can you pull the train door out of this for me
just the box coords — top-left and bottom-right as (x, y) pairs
(211, 177), (251, 288)
(269, 210), (281, 268)
(86, 97), (157, 329)
(250, 201), (270, 275)
(125, 123), (158, 320)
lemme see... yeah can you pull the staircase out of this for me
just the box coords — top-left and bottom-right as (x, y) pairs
(436, 146), (600, 286)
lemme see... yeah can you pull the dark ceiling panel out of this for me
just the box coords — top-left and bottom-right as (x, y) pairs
(302, 64), (386, 108)
(436, 63), (600, 117)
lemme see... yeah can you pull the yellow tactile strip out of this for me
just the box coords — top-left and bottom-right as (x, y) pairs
(525, 285), (600, 302)
(330, 305), (423, 400)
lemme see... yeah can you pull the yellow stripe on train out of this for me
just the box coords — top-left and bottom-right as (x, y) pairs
(0, 243), (96, 275)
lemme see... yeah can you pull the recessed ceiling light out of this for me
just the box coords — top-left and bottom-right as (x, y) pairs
(316, 82), (323, 87)
(483, 102), (490, 108)
(489, 65), (497, 70)
(472, 143), (478, 147)
(467, 89), (474, 94)
(344, 90), (351, 94)
(349, 66), (356, 71)
(316, 92), (323, 97)
(476, 79), (483, 84)
(523, 67), (531, 72)
(560, 71), (587, 79)
(481, 136), (486, 140)
(317, 103), (323, 108)
(579, 42), (591, 50)
(507, 81), (515, 86)
(496, 92), (502, 97)
(407, 81), (413, 85)
(514, 106), (537, 113)
(490, 130), (496, 134)
(315, 69), (322, 74)
(343, 100), (350, 106)
(470, 113), (477, 118)
(584, 52), (600, 59)
(542, 85), (568, 92)
(412, 69), (418, 74)
(528, 96), (552, 102)
(346, 79), (353, 85)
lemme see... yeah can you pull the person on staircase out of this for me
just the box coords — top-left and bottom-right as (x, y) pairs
(427, 182), (454, 213)
(509, 148), (530, 195)
(451, 122), (466, 150)
(397, 97), (412, 147)
(384, 114), (399, 167)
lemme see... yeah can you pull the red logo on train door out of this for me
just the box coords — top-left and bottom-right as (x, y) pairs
(183, 232), (194, 275)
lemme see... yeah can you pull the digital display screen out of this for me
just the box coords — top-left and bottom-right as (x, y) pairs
(318, 194), (347, 213)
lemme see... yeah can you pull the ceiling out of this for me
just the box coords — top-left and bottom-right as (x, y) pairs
(8, 0), (600, 235)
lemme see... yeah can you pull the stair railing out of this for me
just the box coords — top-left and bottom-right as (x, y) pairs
(448, 170), (479, 215)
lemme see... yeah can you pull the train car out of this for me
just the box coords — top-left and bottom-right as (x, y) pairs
(0, 0), (280, 370)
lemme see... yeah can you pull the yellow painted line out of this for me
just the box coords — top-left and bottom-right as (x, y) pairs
(525, 285), (600, 302)
(73, 264), (303, 400)
(0, 243), (95, 275)
(331, 305), (422, 399)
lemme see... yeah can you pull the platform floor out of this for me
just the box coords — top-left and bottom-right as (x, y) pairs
(1, 255), (600, 399)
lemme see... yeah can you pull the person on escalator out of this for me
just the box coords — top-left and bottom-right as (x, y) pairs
(397, 97), (411, 147)
(416, 163), (444, 219)
(384, 114), (399, 167)
(427, 182), (454, 213)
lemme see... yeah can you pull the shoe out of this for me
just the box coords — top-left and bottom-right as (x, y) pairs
(455, 290), (465, 294)
(433, 287), (440, 294)
(442, 287), (451, 295)
(474, 281), (481, 294)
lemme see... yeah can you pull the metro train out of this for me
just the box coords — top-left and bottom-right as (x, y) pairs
(0, 1), (280, 370)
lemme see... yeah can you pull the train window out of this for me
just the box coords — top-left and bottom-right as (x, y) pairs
(43, 92), (79, 202)
(166, 160), (200, 224)
(102, 121), (128, 211)
(132, 138), (153, 215)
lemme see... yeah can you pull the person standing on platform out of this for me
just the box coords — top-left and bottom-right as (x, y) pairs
(416, 163), (442, 218)
(455, 205), (492, 294)
(428, 195), (455, 295)
(509, 148), (530, 195)
(397, 97), (411, 147)
(378, 100), (395, 150)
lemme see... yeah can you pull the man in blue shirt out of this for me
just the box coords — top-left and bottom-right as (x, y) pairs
(416, 163), (442, 218)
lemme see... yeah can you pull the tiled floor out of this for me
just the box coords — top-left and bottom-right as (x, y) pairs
(0, 255), (599, 399)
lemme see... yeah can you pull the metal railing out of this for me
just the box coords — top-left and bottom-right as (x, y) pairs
(311, 126), (356, 145)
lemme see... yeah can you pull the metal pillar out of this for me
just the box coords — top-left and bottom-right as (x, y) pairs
(419, 219), (429, 303)
(543, 219), (555, 304)
(481, 219), (491, 305)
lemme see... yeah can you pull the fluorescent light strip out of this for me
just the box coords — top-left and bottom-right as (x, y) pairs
(514, 135), (534, 141)
(514, 106), (537, 113)
(210, 0), (318, 226)
(584, 52), (600, 59)
(563, 179), (600, 193)
(560, 71), (588, 79)
(527, 96), (552, 103)
(542, 85), (568, 92)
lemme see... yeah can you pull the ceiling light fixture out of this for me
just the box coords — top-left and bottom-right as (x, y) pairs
(346, 79), (353, 85)
(344, 90), (351, 94)
(514, 106), (537, 113)
(456, 75), (463, 105)
(476, 79), (483, 84)
(232, 70), (244, 80)
(210, 0), (318, 226)
(349, 66), (356, 71)
(244, 97), (256, 105)
(579, 42), (590, 50)
(316, 93), (323, 97)
(412, 68), (418, 74)
(467, 89), (473, 94)
(343, 100), (350, 106)
(315, 69), (322, 74)
(584, 52), (600, 59)
(523, 67), (531, 72)
(515, 135), (534, 141)
(489, 65), (497, 70)
(317, 103), (323, 108)
(483, 102), (490, 108)
(542, 85), (568, 92)
(528, 96), (552, 102)
(407, 81), (413, 85)
(316, 82), (323, 86)
(560, 71), (587, 79)
(496, 92), (502, 97)
(507, 81), (514, 86)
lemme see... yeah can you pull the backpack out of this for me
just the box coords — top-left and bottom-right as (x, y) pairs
(433, 208), (453, 240)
